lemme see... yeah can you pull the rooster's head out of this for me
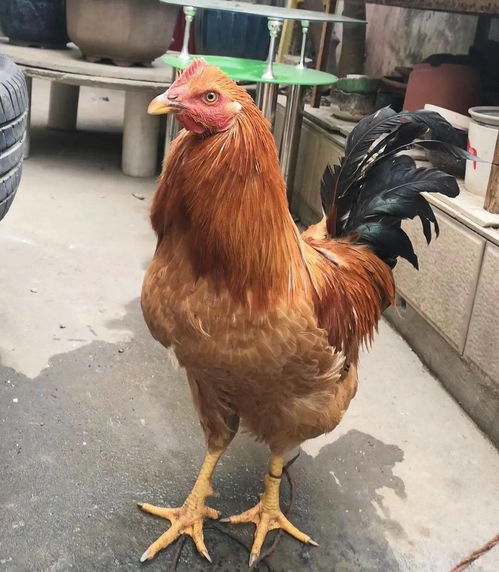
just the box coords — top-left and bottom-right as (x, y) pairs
(148, 59), (251, 135)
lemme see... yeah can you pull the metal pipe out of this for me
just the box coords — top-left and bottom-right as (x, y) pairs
(296, 20), (309, 69)
(164, 68), (182, 158)
(279, 84), (305, 204)
(255, 82), (279, 128)
(164, 115), (181, 158)
(262, 19), (283, 81)
(180, 6), (196, 60)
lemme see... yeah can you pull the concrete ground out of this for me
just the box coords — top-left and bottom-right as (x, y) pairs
(1, 80), (498, 572)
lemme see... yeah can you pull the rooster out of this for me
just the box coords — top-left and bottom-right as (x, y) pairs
(139, 59), (461, 566)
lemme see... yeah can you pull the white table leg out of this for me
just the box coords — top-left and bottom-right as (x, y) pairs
(48, 83), (80, 130)
(23, 76), (32, 159)
(122, 90), (160, 178)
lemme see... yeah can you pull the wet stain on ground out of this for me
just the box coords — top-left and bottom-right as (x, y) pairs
(1, 300), (406, 571)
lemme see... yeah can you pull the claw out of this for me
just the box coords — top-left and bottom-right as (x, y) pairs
(140, 548), (152, 563)
(137, 502), (143, 509)
(219, 517), (231, 522)
(249, 552), (259, 568)
(308, 538), (319, 547)
(201, 549), (212, 563)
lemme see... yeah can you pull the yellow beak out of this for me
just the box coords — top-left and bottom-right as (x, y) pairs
(147, 93), (177, 115)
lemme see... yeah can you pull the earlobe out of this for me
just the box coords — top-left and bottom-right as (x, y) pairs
(229, 101), (242, 113)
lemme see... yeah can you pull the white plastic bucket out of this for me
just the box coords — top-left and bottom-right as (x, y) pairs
(465, 107), (499, 197)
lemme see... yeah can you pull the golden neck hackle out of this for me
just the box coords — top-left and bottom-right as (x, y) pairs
(150, 102), (306, 311)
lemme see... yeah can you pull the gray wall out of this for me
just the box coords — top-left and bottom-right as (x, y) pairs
(364, 5), (478, 76)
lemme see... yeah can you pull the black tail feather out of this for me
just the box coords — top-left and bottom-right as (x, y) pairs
(321, 107), (467, 269)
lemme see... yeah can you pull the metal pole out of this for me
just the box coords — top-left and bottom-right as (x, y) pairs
(262, 19), (283, 80)
(164, 114), (181, 157)
(279, 84), (305, 204)
(278, 18), (310, 197)
(255, 82), (279, 128)
(297, 20), (310, 70)
(180, 6), (196, 60)
(167, 5), (195, 157)
(164, 68), (182, 158)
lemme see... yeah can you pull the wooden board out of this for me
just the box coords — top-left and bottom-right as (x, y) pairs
(484, 134), (499, 214)
(362, 0), (499, 15)
(311, 0), (335, 108)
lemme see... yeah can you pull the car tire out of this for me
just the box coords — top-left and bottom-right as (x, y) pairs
(0, 55), (28, 222)
(0, 136), (25, 176)
(0, 160), (23, 222)
(0, 55), (29, 124)
(0, 111), (28, 152)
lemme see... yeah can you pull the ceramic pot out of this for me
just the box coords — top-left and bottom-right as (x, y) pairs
(66, 0), (179, 66)
(404, 63), (481, 116)
(0, 0), (69, 48)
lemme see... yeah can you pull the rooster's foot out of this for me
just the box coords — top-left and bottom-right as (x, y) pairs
(138, 493), (219, 563)
(223, 492), (317, 566)
(138, 449), (225, 563)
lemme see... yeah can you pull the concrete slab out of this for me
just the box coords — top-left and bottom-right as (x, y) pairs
(1, 41), (172, 90)
(0, 80), (154, 378)
(1, 80), (498, 572)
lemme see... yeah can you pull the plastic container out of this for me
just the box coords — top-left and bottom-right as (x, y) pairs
(465, 107), (499, 197)
(424, 104), (469, 178)
(195, 11), (270, 60)
(0, 0), (69, 48)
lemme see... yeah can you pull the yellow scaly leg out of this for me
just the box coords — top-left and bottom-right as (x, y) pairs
(138, 449), (224, 563)
(223, 454), (318, 566)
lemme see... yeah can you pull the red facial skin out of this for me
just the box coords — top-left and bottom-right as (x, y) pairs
(165, 61), (241, 135)
(168, 87), (238, 135)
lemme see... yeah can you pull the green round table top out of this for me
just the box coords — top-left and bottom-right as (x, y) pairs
(163, 53), (338, 86)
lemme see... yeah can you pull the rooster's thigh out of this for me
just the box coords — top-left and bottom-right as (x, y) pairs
(243, 364), (358, 452)
(186, 370), (240, 452)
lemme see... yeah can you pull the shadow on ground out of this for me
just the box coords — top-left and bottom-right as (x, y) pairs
(1, 299), (405, 571)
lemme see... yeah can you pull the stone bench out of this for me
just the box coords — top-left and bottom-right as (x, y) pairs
(0, 41), (173, 177)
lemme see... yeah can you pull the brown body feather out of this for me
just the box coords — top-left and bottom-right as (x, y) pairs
(142, 81), (395, 455)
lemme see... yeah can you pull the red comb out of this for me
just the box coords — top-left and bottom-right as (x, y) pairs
(177, 58), (208, 84)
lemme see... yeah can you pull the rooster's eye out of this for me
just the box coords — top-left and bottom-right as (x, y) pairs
(203, 91), (218, 104)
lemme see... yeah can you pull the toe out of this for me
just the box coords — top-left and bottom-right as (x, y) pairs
(190, 520), (212, 562)
(140, 522), (182, 562)
(138, 503), (180, 521)
(250, 512), (271, 560)
(225, 503), (262, 524)
(204, 506), (220, 520)
(277, 513), (314, 544)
